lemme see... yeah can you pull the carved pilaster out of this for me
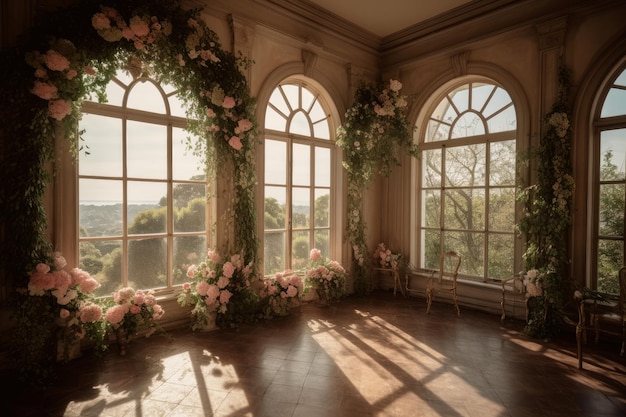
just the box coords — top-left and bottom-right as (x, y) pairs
(227, 14), (255, 80)
(346, 64), (374, 102)
(536, 16), (567, 122)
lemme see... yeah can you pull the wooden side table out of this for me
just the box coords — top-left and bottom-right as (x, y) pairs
(576, 296), (620, 369)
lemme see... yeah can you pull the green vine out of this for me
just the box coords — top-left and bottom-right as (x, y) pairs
(336, 80), (418, 294)
(517, 65), (574, 339)
(0, 0), (258, 383)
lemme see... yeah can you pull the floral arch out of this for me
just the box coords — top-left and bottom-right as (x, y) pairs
(1, 0), (258, 289)
(0, 0), (259, 380)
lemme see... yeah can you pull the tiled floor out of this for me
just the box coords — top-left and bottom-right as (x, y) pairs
(5, 291), (626, 417)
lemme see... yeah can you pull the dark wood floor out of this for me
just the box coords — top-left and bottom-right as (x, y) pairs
(5, 290), (626, 417)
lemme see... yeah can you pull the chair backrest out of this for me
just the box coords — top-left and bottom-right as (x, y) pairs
(437, 251), (461, 283)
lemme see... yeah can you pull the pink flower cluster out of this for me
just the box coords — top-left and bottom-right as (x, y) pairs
(26, 252), (103, 325)
(181, 249), (254, 315)
(263, 270), (303, 315)
(202, 87), (254, 151)
(373, 243), (402, 269)
(304, 248), (346, 303)
(92, 6), (171, 50)
(28, 39), (83, 120)
(105, 287), (164, 336)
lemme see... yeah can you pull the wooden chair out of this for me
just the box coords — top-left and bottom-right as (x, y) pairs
(590, 267), (626, 355)
(500, 275), (528, 323)
(576, 267), (626, 369)
(425, 251), (462, 317)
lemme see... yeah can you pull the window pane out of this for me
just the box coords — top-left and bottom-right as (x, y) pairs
(315, 147), (331, 187)
(173, 235), (206, 285)
(449, 87), (469, 113)
(598, 183), (625, 236)
(103, 78), (125, 106)
(314, 230), (329, 257)
(127, 81), (166, 113)
(597, 239), (623, 294)
(490, 141), (516, 186)
(128, 181), (166, 234)
(293, 143), (310, 186)
(314, 189), (330, 227)
(79, 179), (123, 236)
(81, 240), (121, 297)
(265, 140), (287, 184)
(451, 112), (484, 138)
(290, 111), (311, 136)
(265, 106), (287, 131)
(313, 120), (330, 139)
(601, 87), (626, 118)
(483, 87), (512, 118)
(422, 149), (442, 188)
(282, 84), (299, 110)
(128, 237), (166, 289)
(292, 187), (310, 228)
(269, 87), (290, 115)
(80, 114), (123, 177)
(489, 188), (515, 232)
(487, 105), (516, 133)
(421, 229), (440, 269)
(471, 83), (493, 112)
(292, 230), (310, 270)
(446, 231), (483, 277)
(264, 232), (285, 275)
(265, 186), (286, 230)
(488, 233), (514, 279)
(127, 121), (167, 179)
(446, 144), (485, 187)
(600, 129), (626, 181)
(445, 189), (484, 230)
(426, 120), (449, 142)
(173, 127), (204, 181)
(422, 190), (440, 228)
(173, 184), (206, 232)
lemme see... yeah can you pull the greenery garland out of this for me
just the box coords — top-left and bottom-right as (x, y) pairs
(517, 65), (574, 340)
(336, 80), (418, 294)
(0, 0), (258, 382)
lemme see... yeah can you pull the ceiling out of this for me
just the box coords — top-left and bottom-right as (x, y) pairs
(305, 0), (474, 37)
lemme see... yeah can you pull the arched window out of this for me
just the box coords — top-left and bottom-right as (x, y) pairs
(592, 63), (626, 295)
(263, 80), (336, 275)
(78, 69), (209, 296)
(417, 79), (518, 281)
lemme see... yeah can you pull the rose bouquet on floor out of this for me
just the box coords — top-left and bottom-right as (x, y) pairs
(23, 252), (107, 360)
(261, 270), (304, 317)
(104, 286), (165, 354)
(304, 248), (346, 303)
(178, 249), (258, 330)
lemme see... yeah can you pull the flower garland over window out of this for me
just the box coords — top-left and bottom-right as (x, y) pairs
(336, 80), (418, 294)
(0, 0), (257, 383)
(517, 65), (574, 340)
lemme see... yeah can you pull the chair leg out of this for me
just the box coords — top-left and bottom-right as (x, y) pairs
(426, 289), (433, 314)
(452, 291), (460, 317)
(500, 297), (506, 323)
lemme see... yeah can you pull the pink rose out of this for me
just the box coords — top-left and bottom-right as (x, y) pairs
(222, 96), (236, 109)
(79, 303), (103, 323)
(105, 304), (127, 325)
(182, 282), (191, 291)
(217, 276), (230, 289)
(196, 281), (210, 296)
(129, 16), (150, 37)
(48, 99), (72, 120)
(310, 248), (321, 261)
(59, 308), (70, 319)
(130, 305), (141, 314)
(228, 136), (242, 150)
(287, 285), (298, 297)
(31, 81), (58, 100)
(91, 12), (111, 30)
(187, 265), (196, 278)
(219, 289), (232, 304)
(43, 49), (70, 72)
(207, 250), (221, 264)
(222, 262), (235, 278)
